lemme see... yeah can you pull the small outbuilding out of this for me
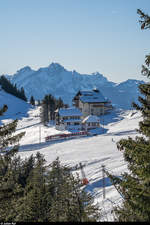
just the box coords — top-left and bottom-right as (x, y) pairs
(82, 115), (100, 130)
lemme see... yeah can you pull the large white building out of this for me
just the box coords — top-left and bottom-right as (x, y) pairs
(73, 88), (113, 118)
(55, 107), (83, 131)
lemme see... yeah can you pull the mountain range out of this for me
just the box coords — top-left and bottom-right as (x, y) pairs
(4, 62), (144, 109)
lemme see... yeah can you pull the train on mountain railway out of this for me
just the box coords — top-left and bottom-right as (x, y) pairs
(45, 131), (89, 142)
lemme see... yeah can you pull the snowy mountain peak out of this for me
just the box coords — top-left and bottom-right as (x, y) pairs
(48, 62), (65, 73)
(17, 66), (32, 74)
(92, 71), (102, 76)
(3, 63), (145, 110)
(125, 79), (144, 85)
(116, 79), (144, 88)
(91, 71), (108, 82)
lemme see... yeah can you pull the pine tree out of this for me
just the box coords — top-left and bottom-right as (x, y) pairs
(12, 156), (100, 222)
(0, 147), (100, 221)
(46, 158), (100, 222)
(56, 97), (64, 109)
(0, 106), (25, 153)
(0, 105), (25, 221)
(107, 9), (150, 222)
(37, 100), (41, 106)
(40, 102), (49, 125)
(40, 94), (65, 124)
(0, 76), (27, 101)
(48, 95), (55, 120)
(0, 104), (8, 116)
(20, 87), (27, 102)
(15, 153), (48, 222)
(30, 95), (35, 106)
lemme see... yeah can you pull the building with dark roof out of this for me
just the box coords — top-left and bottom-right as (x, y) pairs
(73, 88), (113, 118)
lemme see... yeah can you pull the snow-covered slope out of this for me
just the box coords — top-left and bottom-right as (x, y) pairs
(0, 88), (31, 124)
(4, 62), (144, 109)
(0, 88), (142, 221)
(5, 105), (141, 221)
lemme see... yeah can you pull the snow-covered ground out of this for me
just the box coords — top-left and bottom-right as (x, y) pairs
(0, 89), (30, 123)
(3, 105), (141, 221)
(0, 89), (142, 221)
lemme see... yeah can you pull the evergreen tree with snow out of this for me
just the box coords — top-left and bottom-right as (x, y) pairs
(107, 9), (150, 222)
(0, 105), (25, 221)
(40, 94), (65, 124)
(19, 87), (27, 102)
(0, 105), (25, 153)
(0, 76), (27, 101)
(40, 100), (49, 125)
(45, 158), (100, 222)
(15, 152), (48, 222)
(1, 153), (100, 222)
(0, 104), (8, 116)
(56, 97), (65, 109)
(17, 157), (100, 222)
(30, 95), (35, 106)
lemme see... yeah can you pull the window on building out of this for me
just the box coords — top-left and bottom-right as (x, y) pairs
(63, 116), (69, 120)
(74, 122), (79, 125)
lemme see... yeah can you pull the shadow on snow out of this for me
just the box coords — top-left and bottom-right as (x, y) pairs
(84, 175), (122, 194)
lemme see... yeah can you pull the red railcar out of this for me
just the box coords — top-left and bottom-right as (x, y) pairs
(45, 131), (88, 142)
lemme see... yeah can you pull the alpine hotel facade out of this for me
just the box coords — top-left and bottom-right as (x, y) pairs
(72, 88), (113, 118)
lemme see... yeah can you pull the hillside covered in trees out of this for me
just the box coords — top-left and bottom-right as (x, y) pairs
(0, 75), (27, 102)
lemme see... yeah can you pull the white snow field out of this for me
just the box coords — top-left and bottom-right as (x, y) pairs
(0, 90), (142, 221)
(0, 89), (30, 124)
(7, 105), (141, 222)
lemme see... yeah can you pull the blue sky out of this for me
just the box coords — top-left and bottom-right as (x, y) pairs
(0, 0), (150, 82)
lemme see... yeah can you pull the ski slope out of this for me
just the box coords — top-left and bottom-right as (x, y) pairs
(2, 105), (142, 221)
(0, 89), (30, 124)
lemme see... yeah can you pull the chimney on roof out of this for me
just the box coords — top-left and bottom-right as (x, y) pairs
(93, 88), (99, 93)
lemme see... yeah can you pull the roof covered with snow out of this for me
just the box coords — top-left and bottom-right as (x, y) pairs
(82, 115), (100, 123)
(63, 119), (82, 123)
(79, 89), (107, 103)
(58, 107), (82, 117)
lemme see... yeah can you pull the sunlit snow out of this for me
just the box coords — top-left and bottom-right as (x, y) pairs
(0, 89), (142, 221)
